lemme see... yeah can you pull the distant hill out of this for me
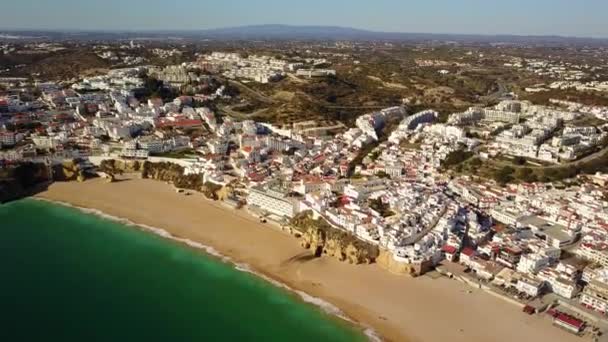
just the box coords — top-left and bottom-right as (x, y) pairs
(2, 25), (608, 46)
(195, 25), (608, 45)
(198, 24), (375, 40)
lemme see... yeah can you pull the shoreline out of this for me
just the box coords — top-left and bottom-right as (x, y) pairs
(32, 196), (380, 341)
(34, 177), (581, 342)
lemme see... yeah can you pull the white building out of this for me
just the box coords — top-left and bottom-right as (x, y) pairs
(577, 244), (608, 267)
(0, 131), (22, 147)
(517, 253), (550, 274)
(247, 182), (299, 219)
(121, 148), (149, 159)
(516, 276), (544, 297)
(208, 139), (229, 155)
(580, 279), (608, 315)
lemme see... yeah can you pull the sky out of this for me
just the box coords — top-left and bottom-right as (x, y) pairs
(2, 0), (607, 37)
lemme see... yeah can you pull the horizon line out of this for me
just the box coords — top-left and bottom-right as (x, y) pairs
(0, 24), (607, 40)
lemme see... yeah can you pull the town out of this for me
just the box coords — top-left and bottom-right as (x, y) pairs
(2, 42), (608, 341)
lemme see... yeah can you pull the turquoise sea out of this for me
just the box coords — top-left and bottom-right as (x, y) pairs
(0, 199), (366, 342)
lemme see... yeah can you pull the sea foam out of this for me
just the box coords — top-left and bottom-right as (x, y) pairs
(34, 197), (382, 342)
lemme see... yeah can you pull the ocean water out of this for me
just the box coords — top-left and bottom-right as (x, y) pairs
(0, 199), (367, 342)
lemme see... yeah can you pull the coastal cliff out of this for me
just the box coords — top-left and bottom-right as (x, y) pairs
(0, 162), (51, 203)
(376, 250), (414, 275)
(376, 249), (435, 277)
(53, 160), (87, 182)
(0, 159), (92, 203)
(98, 159), (141, 179)
(291, 211), (379, 264)
(142, 161), (223, 199)
(100, 159), (223, 200)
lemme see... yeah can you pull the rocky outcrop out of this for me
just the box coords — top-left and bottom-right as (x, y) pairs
(99, 159), (142, 175)
(141, 161), (187, 184)
(53, 160), (87, 182)
(377, 250), (414, 275)
(142, 161), (225, 200)
(98, 159), (225, 200)
(376, 249), (435, 277)
(293, 211), (379, 265)
(0, 162), (51, 203)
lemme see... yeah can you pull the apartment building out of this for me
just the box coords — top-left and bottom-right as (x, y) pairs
(247, 182), (299, 219)
(580, 279), (608, 315)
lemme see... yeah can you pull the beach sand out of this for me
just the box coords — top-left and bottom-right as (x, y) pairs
(36, 177), (581, 342)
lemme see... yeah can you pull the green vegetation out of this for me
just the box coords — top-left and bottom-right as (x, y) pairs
(153, 149), (198, 159)
(138, 75), (178, 102)
(369, 150), (381, 161)
(348, 117), (402, 176)
(348, 143), (377, 175)
(521, 89), (608, 107)
(465, 143), (608, 185)
(442, 150), (474, 170)
(369, 198), (394, 217)
(513, 156), (527, 166)
(375, 171), (391, 179)
(493, 166), (515, 185)
(515, 167), (537, 183)
(568, 115), (608, 128)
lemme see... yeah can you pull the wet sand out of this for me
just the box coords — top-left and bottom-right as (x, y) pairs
(36, 177), (580, 342)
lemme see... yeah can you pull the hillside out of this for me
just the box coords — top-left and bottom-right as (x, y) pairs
(8, 49), (110, 80)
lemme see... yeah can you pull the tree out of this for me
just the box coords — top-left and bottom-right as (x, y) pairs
(513, 156), (527, 166)
(442, 150), (473, 169)
(376, 171), (391, 179)
(369, 198), (393, 217)
(469, 157), (483, 168)
(516, 167), (537, 183)
(494, 166), (515, 185)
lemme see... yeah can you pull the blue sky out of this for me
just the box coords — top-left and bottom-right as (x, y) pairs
(2, 0), (607, 37)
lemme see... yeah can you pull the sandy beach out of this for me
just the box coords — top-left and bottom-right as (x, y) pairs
(35, 177), (581, 342)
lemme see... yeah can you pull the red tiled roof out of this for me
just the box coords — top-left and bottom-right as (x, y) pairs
(461, 247), (475, 257)
(504, 246), (522, 255)
(555, 313), (584, 329)
(442, 245), (458, 254)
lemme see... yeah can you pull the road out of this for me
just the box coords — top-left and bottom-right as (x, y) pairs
(323, 105), (392, 110)
(412, 206), (448, 244)
(480, 81), (509, 103)
(228, 80), (274, 104)
(219, 104), (270, 120)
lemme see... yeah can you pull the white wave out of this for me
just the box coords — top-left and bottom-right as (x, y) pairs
(33, 197), (383, 341)
(363, 328), (383, 342)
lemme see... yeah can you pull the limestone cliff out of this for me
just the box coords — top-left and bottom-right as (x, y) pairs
(141, 161), (189, 185)
(292, 211), (379, 265)
(98, 159), (224, 199)
(140, 161), (225, 199)
(377, 250), (414, 275)
(53, 160), (87, 182)
(0, 162), (51, 203)
(98, 160), (223, 200)
(99, 159), (142, 175)
(376, 250), (435, 277)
